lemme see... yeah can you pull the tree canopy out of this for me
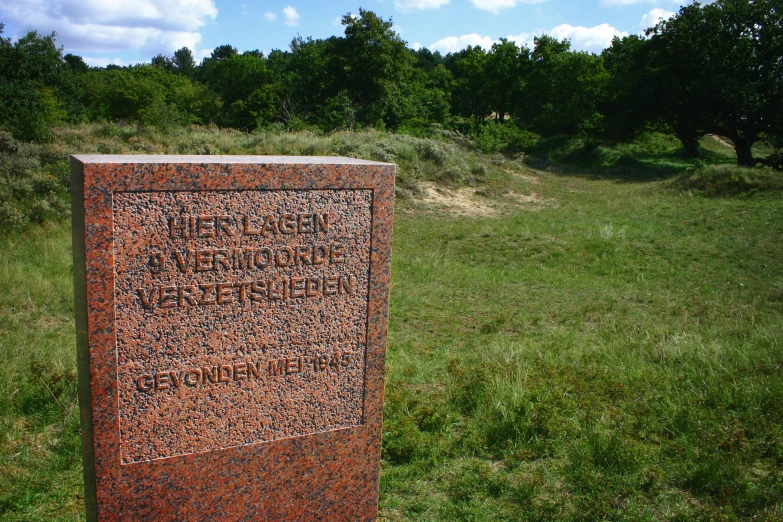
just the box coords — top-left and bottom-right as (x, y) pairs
(606, 0), (783, 165)
(0, 1), (780, 168)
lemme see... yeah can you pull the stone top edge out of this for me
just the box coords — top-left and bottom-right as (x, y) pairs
(71, 154), (394, 166)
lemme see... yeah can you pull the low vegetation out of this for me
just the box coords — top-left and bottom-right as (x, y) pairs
(0, 124), (781, 520)
(0, 122), (514, 230)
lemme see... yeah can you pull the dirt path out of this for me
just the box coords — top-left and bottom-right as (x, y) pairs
(707, 134), (734, 148)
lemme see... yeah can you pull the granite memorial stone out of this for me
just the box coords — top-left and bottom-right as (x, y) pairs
(71, 155), (395, 521)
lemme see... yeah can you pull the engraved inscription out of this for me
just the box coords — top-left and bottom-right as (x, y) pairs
(136, 274), (354, 309)
(167, 213), (330, 239)
(134, 349), (353, 392)
(113, 190), (372, 464)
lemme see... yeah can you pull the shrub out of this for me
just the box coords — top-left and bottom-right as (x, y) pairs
(473, 122), (539, 155)
(415, 141), (447, 165)
(3, 86), (66, 143)
(0, 140), (70, 230)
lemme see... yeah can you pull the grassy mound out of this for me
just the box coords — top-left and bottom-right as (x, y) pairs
(671, 164), (783, 197)
(0, 124), (513, 230)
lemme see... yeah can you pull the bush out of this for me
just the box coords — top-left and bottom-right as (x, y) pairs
(473, 122), (539, 155)
(0, 137), (70, 230)
(2, 85), (66, 143)
(415, 141), (447, 165)
(758, 149), (783, 171)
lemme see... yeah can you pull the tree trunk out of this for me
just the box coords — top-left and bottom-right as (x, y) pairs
(676, 130), (701, 158)
(732, 135), (755, 168)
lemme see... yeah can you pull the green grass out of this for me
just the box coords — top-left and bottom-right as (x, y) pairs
(1, 126), (782, 520)
(0, 222), (82, 521)
(381, 174), (783, 520)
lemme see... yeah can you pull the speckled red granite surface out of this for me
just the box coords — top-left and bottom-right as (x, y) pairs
(71, 156), (395, 521)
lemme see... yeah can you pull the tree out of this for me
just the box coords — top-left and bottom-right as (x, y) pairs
(646, 0), (783, 166)
(338, 9), (413, 125)
(81, 64), (220, 126)
(204, 52), (277, 129)
(520, 36), (608, 136)
(412, 47), (444, 72)
(282, 36), (342, 125)
(64, 53), (89, 74)
(485, 39), (528, 123)
(210, 44), (238, 61)
(0, 29), (74, 141)
(602, 35), (659, 142)
(82, 67), (167, 122)
(379, 66), (450, 131)
(198, 44), (239, 85)
(173, 47), (196, 78)
(447, 45), (490, 123)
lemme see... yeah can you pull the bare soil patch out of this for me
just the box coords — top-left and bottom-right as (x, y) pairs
(707, 134), (735, 149)
(412, 182), (544, 217)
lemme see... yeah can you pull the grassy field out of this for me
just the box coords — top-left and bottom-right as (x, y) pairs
(1, 126), (782, 520)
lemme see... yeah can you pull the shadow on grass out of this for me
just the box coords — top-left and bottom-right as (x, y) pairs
(669, 164), (783, 197)
(521, 135), (738, 183)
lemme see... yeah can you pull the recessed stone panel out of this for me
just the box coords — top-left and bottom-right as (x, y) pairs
(113, 190), (373, 464)
(72, 156), (394, 521)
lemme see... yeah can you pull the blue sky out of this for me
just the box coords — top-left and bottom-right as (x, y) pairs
(0, 0), (706, 67)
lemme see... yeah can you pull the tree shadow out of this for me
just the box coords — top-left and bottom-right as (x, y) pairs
(520, 137), (737, 183)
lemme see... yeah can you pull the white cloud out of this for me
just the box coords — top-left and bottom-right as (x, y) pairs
(283, 5), (300, 27)
(507, 32), (534, 49)
(602, 0), (708, 5)
(548, 23), (628, 52)
(601, 0), (655, 4)
(640, 8), (674, 29)
(471, 0), (550, 14)
(411, 42), (423, 51)
(430, 33), (498, 53)
(430, 22), (627, 55)
(0, 0), (217, 56)
(394, 0), (450, 13)
(264, 11), (277, 21)
(82, 56), (136, 67)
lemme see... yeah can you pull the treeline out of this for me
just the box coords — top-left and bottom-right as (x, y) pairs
(0, 0), (781, 168)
